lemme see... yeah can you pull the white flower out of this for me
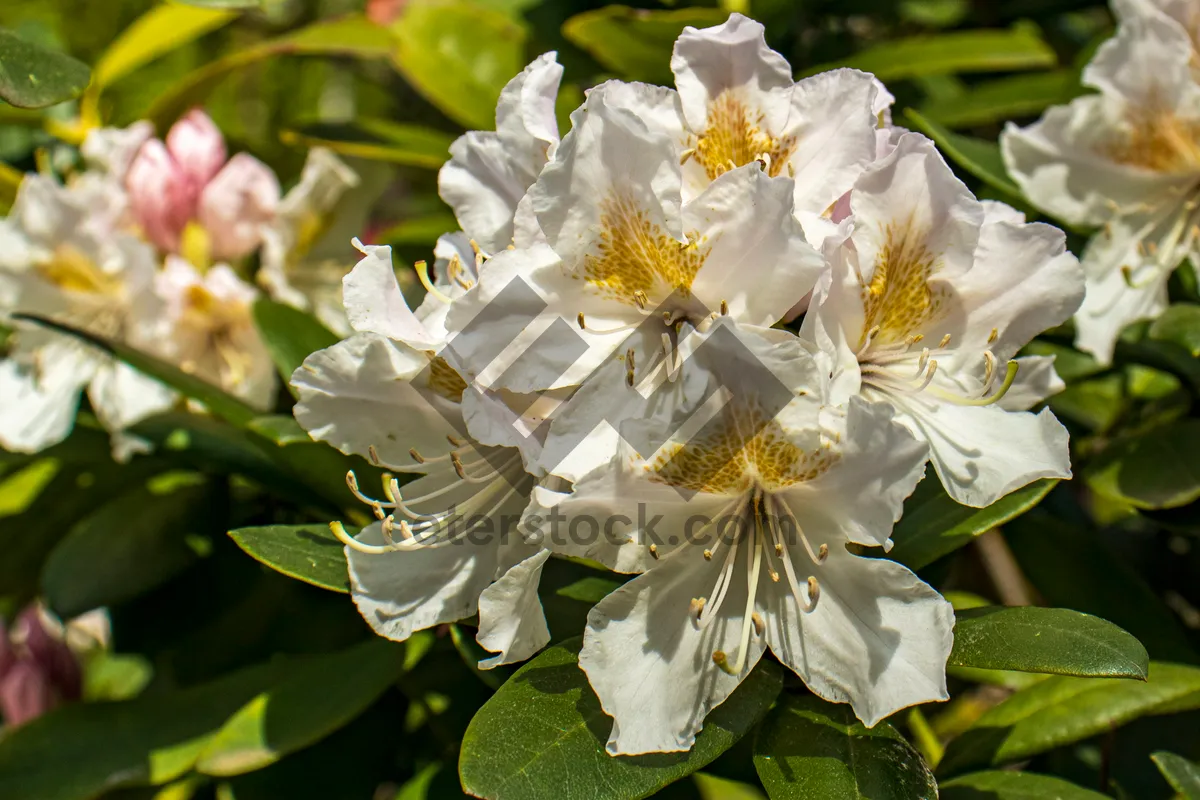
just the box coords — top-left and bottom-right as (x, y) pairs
(291, 240), (551, 667)
(259, 148), (361, 336)
(534, 323), (951, 755)
(155, 257), (277, 409)
(1001, 5), (1200, 363)
(801, 133), (1083, 507)
(0, 175), (175, 454)
(438, 53), (564, 254)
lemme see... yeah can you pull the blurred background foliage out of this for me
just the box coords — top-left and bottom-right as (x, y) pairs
(1, 0), (1200, 799)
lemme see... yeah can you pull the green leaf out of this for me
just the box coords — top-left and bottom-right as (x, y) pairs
(251, 298), (339, 395)
(228, 524), (351, 593)
(41, 479), (216, 618)
(1152, 752), (1200, 799)
(555, 576), (623, 604)
(390, 0), (527, 130)
(904, 110), (1023, 200)
(90, 3), (239, 91)
(83, 652), (154, 702)
(175, 0), (261, 7)
(752, 694), (937, 800)
(146, 14), (394, 128)
(1150, 304), (1200, 357)
(0, 661), (285, 799)
(245, 415), (314, 446)
(804, 27), (1056, 81)
(15, 313), (260, 428)
(939, 771), (1111, 799)
(563, 6), (729, 84)
(0, 28), (90, 108)
(918, 70), (1079, 129)
(281, 119), (455, 169)
(1086, 420), (1200, 510)
(0, 159), (22, 215)
(937, 662), (1200, 777)
(195, 639), (405, 776)
(458, 637), (782, 800)
(888, 478), (1055, 570)
(949, 607), (1149, 680)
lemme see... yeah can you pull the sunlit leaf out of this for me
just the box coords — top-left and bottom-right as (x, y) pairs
(1149, 304), (1200, 357)
(280, 122), (453, 169)
(918, 70), (1079, 128)
(251, 298), (339, 395)
(1152, 752), (1200, 799)
(563, 6), (729, 84)
(1086, 420), (1200, 510)
(940, 771), (1111, 799)
(228, 524), (351, 594)
(0, 28), (90, 108)
(90, 3), (239, 91)
(904, 110), (1022, 200)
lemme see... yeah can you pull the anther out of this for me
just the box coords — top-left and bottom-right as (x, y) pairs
(451, 453), (468, 480)
(447, 435), (466, 447)
(806, 576), (821, 610)
(409, 448), (425, 464)
(774, 543), (783, 556)
(690, 597), (706, 619)
(368, 445), (381, 466)
(752, 613), (765, 636)
(988, 327), (999, 344)
(938, 334), (952, 349)
(703, 549), (713, 561)
(577, 312), (586, 330)
(633, 290), (648, 309)
(817, 543), (829, 563)
(649, 544), (659, 560)
(679, 148), (695, 165)
(720, 299), (729, 316)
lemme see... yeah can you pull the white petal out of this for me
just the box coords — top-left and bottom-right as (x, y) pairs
(765, 544), (953, 727)
(580, 545), (764, 754)
(890, 396), (1071, 508)
(476, 547), (551, 668)
(1084, 4), (1200, 110)
(998, 355), (1065, 412)
(438, 133), (527, 255)
(496, 52), (563, 181)
(291, 333), (464, 470)
(342, 239), (440, 348)
(0, 357), (87, 453)
(87, 361), (177, 434)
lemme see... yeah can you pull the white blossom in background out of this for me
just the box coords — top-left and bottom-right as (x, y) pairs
(534, 323), (951, 755)
(291, 240), (553, 668)
(258, 148), (362, 336)
(438, 52), (564, 254)
(0, 175), (175, 455)
(1002, 4), (1200, 363)
(802, 133), (1083, 507)
(155, 256), (276, 409)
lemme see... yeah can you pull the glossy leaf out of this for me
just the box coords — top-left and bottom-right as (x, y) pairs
(147, 15), (394, 127)
(195, 639), (405, 776)
(1150, 304), (1200, 357)
(0, 28), (90, 108)
(563, 7), (729, 84)
(458, 637), (782, 800)
(752, 694), (937, 800)
(889, 478), (1055, 570)
(280, 121), (454, 169)
(939, 771), (1111, 799)
(949, 606), (1149, 680)
(390, 0), (527, 130)
(41, 479), (216, 618)
(904, 110), (1023, 200)
(1152, 752), (1200, 799)
(918, 70), (1078, 128)
(1086, 420), (1200, 510)
(90, 3), (238, 91)
(228, 524), (351, 593)
(15, 313), (260, 428)
(937, 662), (1200, 776)
(252, 298), (339, 395)
(804, 27), (1056, 80)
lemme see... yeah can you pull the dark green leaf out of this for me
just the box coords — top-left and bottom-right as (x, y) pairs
(228, 524), (350, 593)
(562, 7), (729, 84)
(390, 0), (527, 130)
(379, 212), (460, 246)
(1152, 752), (1200, 799)
(555, 576), (623, 604)
(246, 415), (314, 446)
(195, 639), (405, 776)
(14, 313), (260, 428)
(252, 298), (339, 396)
(937, 662), (1200, 776)
(752, 694), (937, 800)
(904, 110), (1023, 200)
(42, 479), (216, 618)
(804, 27), (1056, 80)
(0, 28), (90, 108)
(1149, 304), (1200, 357)
(458, 637), (782, 800)
(918, 70), (1079, 128)
(939, 771), (1111, 799)
(1086, 420), (1200, 510)
(950, 607), (1149, 680)
(889, 478), (1055, 570)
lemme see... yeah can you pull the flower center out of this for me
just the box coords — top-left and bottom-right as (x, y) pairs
(36, 246), (123, 297)
(1102, 104), (1200, 175)
(690, 91), (796, 181)
(857, 218), (948, 349)
(179, 284), (254, 388)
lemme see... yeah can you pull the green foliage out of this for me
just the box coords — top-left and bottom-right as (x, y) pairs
(563, 7), (728, 84)
(1153, 752), (1200, 799)
(939, 771), (1112, 799)
(0, 28), (90, 108)
(229, 524), (351, 593)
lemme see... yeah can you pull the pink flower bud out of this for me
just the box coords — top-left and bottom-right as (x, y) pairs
(166, 109), (227, 190)
(16, 608), (80, 702)
(198, 153), (281, 261)
(126, 139), (194, 253)
(0, 618), (12, 678)
(0, 659), (54, 727)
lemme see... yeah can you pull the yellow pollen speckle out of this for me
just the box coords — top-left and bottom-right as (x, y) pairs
(37, 246), (122, 296)
(426, 356), (468, 402)
(649, 401), (837, 494)
(1101, 104), (1200, 174)
(859, 218), (949, 348)
(693, 91), (796, 181)
(582, 191), (708, 306)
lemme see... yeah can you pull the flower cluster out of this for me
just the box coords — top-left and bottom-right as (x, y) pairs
(1003, 0), (1200, 363)
(295, 14), (1085, 754)
(0, 111), (360, 456)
